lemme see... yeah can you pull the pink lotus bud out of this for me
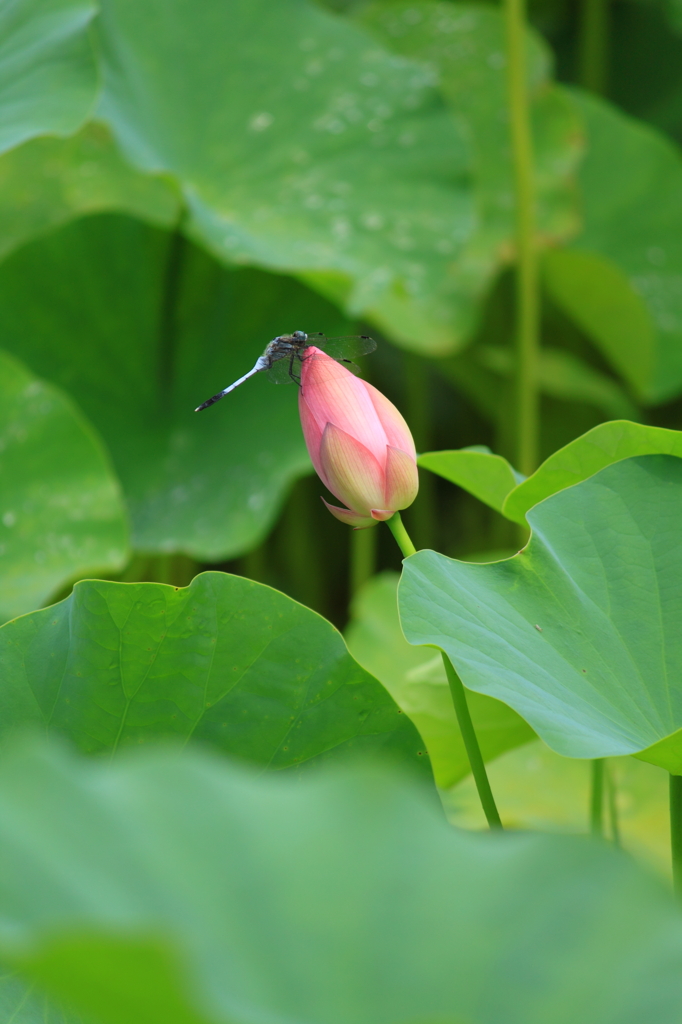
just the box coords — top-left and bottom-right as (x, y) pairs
(298, 347), (419, 528)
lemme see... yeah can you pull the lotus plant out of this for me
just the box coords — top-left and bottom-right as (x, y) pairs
(297, 344), (501, 830)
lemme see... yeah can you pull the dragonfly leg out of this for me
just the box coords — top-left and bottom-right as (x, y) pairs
(287, 352), (300, 386)
(290, 351), (304, 386)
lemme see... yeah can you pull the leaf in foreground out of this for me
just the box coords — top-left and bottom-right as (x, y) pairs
(2, 739), (682, 1024)
(400, 455), (682, 768)
(345, 571), (534, 788)
(0, 572), (426, 774)
(0, 350), (128, 624)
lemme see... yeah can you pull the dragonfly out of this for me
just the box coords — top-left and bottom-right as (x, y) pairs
(195, 331), (377, 411)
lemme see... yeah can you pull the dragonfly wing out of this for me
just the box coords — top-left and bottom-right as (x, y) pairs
(267, 353), (299, 384)
(318, 335), (377, 361)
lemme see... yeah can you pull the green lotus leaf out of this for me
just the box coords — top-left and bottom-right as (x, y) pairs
(94, 0), (478, 355)
(1, 737), (682, 1023)
(503, 420), (682, 524)
(0, 0), (97, 155)
(0, 571), (427, 773)
(400, 455), (682, 768)
(0, 123), (180, 264)
(418, 447), (522, 514)
(420, 421), (682, 528)
(358, 1), (581, 327)
(549, 90), (682, 404)
(0, 349), (128, 624)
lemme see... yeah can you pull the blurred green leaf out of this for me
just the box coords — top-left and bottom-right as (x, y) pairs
(346, 572), (535, 788)
(94, 0), (478, 355)
(7, 937), (212, 1024)
(477, 344), (640, 420)
(0, 123), (180, 262)
(0, 349), (128, 624)
(555, 89), (682, 403)
(0, 0), (97, 155)
(439, 341), (637, 436)
(3, 739), (682, 1024)
(543, 249), (656, 400)
(400, 455), (682, 765)
(0, 973), (81, 1024)
(418, 446), (522, 514)
(0, 571), (427, 772)
(503, 419), (682, 524)
(0, 213), (356, 558)
(358, 1), (582, 307)
(666, 0), (682, 34)
(609, 0), (682, 141)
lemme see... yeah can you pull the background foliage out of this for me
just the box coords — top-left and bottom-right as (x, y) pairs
(3, 0), (682, 1020)
(3, 0), (682, 845)
(5, 0), (682, 619)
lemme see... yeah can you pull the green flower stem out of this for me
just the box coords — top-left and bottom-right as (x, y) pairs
(440, 654), (503, 830)
(385, 512), (503, 830)
(385, 512), (417, 558)
(590, 759), (605, 838)
(670, 775), (682, 897)
(578, 0), (611, 95)
(351, 526), (377, 596)
(242, 541), (268, 584)
(504, 0), (540, 478)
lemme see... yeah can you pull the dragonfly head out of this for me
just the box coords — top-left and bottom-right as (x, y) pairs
(291, 331), (307, 343)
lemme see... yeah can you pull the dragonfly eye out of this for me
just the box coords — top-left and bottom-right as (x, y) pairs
(292, 331), (306, 342)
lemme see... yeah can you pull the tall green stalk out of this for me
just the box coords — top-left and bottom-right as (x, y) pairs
(242, 541), (268, 584)
(279, 477), (324, 613)
(157, 212), (187, 408)
(504, 0), (540, 478)
(590, 759), (605, 838)
(670, 775), (682, 897)
(385, 513), (503, 830)
(403, 353), (436, 550)
(578, 0), (611, 95)
(350, 527), (377, 596)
